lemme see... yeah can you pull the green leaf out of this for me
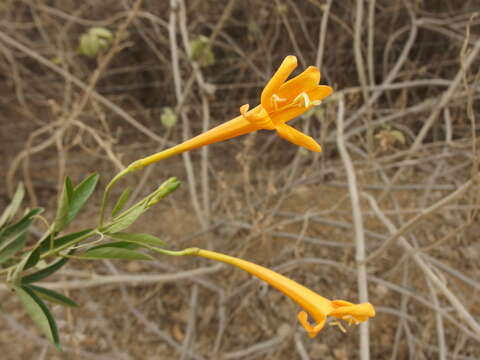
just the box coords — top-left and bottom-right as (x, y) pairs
(11, 254), (30, 285)
(0, 182), (25, 228)
(65, 177), (74, 202)
(0, 208), (42, 250)
(89, 27), (113, 41)
(14, 285), (60, 348)
(24, 229), (93, 271)
(26, 285), (78, 308)
(111, 187), (132, 217)
(190, 35), (215, 67)
(53, 177), (72, 233)
(0, 231), (28, 264)
(53, 174), (99, 233)
(22, 257), (69, 284)
(82, 246), (153, 261)
(79, 33), (100, 57)
(79, 27), (113, 57)
(105, 206), (146, 234)
(160, 107), (177, 129)
(108, 232), (166, 247)
(67, 173), (99, 226)
(87, 241), (140, 251)
(23, 249), (41, 272)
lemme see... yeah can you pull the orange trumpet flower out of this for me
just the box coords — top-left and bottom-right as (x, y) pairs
(128, 55), (332, 171)
(189, 248), (375, 338)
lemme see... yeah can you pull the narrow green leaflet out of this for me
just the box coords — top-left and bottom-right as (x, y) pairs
(87, 241), (140, 251)
(104, 206), (146, 234)
(0, 208), (42, 250)
(0, 182), (25, 228)
(108, 232), (166, 247)
(53, 177), (72, 233)
(65, 177), (74, 202)
(26, 285), (78, 308)
(14, 285), (60, 348)
(82, 246), (153, 260)
(24, 228), (93, 270)
(11, 254), (31, 285)
(0, 231), (27, 265)
(23, 248), (42, 272)
(111, 187), (132, 217)
(53, 173), (99, 233)
(67, 173), (99, 225)
(22, 257), (69, 283)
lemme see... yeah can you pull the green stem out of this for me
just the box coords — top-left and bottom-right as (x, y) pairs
(98, 168), (131, 228)
(58, 253), (94, 260)
(40, 230), (97, 259)
(149, 246), (199, 257)
(60, 245), (198, 260)
(109, 240), (199, 257)
(107, 188), (154, 222)
(0, 229), (97, 276)
(102, 177), (180, 231)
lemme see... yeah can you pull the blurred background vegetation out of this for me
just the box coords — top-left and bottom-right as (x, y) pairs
(0, 0), (479, 359)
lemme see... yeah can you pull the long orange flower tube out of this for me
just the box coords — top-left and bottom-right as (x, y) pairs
(188, 248), (375, 338)
(128, 55), (332, 171)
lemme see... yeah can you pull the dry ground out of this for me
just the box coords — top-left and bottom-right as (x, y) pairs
(1, 0), (480, 359)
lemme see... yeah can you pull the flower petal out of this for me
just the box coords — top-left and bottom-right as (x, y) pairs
(275, 66), (320, 102)
(270, 85), (333, 126)
(329, 301), (376, 323)
(297, 311), (326, 338)
(275, 123), (322, 152)
(240, 104), (275, 130)
(261, 56), (298, 111)
(270, 106), (307, 125)
(308, 85), (334, 102)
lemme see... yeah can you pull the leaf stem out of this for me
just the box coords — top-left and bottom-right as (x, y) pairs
(98, 168), (131, 228)
(40, 230), (97, 260)
(149, 247), (199, 257)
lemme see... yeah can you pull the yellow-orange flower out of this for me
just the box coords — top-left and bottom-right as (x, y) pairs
(190, 248), (375, 338)
(129, 55), (332, 171)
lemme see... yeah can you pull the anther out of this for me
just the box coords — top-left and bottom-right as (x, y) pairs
(292, 92), (310, 108)
(341, 315), (359, 326)
(329, 320), (347, 333)
(271, 94), (287, 110)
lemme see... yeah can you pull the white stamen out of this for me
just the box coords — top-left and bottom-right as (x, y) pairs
(341, 315), (359, 326)
(293, 92), (310, 108)
(271, 94), (287, 110)
(312, 99), (322, 106)
(329, 320), (347, 333)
